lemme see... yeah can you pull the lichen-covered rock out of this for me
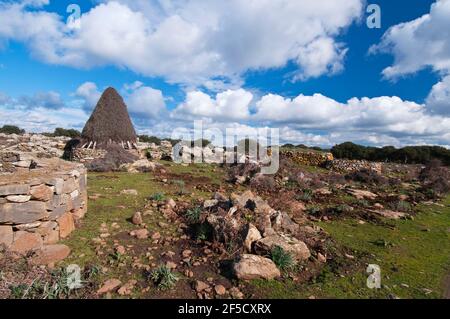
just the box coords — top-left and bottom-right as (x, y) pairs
(233, 254), (281, 280)
(255, 234), (311, 262)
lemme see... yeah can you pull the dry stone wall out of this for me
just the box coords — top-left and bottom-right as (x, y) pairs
(281, 150), (334, 167)
(0, 156), (87, 256)
(326, 159), (383, 174)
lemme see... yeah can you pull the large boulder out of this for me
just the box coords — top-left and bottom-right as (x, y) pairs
(233, 254), (280, 280)
(255, 234), (311, 262)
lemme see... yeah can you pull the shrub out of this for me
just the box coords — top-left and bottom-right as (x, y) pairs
(297, 189), (313, 202)
(185, 207), (202, 224)
(419, 160), (450, 197)
(271, 246), (295, 271)
(53, 128), (81, 138)
(0, 125), (25, 135)
(149, 266), (178, 290)
(346, 169), (386, 185)
(150, 193), (165, 201)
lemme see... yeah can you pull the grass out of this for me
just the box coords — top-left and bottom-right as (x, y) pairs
(250, 195), (450, 299)
(271, 246), (296, 272)
(149, 265), (178, 290)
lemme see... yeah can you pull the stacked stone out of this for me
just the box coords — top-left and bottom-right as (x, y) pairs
(72, 148), (107, 163)
(0, 133), (69, 158)
(327, 159), (383, 174)
(282, 150), (334, 167)
(0, 160), (87, 256)
(144, 140), (174, 161)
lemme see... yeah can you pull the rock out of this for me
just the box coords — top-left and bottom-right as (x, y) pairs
(233, 254), (280, 280)
(214, 192), (228, 202)
(244, 224), (262, 253)
(115, 245), (126, 255)
(48, 178), (64, 195)
(347, 189), (378, 200)
(255, 234), (311, 262)
(370, 209), (406, 220)
(151, 232), (161, 240)
(271, 211), (299, 234)
(0, 184), (30, 196)
(122, 159), (156, 173)
(0, 201), (47, 224)
(117, 280), (137, 296)
(314, 188), (332, 195)
(121, 189), (138, 196)
(31, 244), (71, 265)
(57, 212), (75, 239)
(203, 199), (219, 209)
(373, 203), (384, 210)
(97, 279), (122, 295)
(214, 285), (226, 296)
(317, 253), (327, 263)
(30, 184), (53, 201)
(132, 229), (149, 239)
(14, 221), (41, 231)
(62, 178), (78, 194)
(0, 225), (13, 247)
(166, 198), (176, 209)
(229, 287), (244, 299)
(182, 250), (192, 258)
(131, 212), (143, 225)
(6, 195), (31, 203)
(166, 261), (177, 269)
(194, 280), (209, 293)
(10, 231), (43, 254)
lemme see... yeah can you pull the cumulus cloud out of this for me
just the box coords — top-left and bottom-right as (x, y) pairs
(372, 0), (450, 79)
(126, 85), (166, 118)
(74, 82), (101, 112)
(172, 89), (253, 121)
(172, 88), (450, 146)
(0, 0), (363, 84)
(426, 75), (450, 115)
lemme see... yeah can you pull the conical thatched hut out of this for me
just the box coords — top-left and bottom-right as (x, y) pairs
(80, 87), (137, 150)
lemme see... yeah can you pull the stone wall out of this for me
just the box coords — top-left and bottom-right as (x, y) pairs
(326, 159), (383, 174)
(281, 149), (334, 167)
(0, 156), (87, 258)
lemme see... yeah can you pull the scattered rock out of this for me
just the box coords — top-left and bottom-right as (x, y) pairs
(31, 244), (71, 265)
(121, 189), (138, 196)
(166, 198), (176, 209)
(370, 209), (406, 220)
(229, 287), (244, 299)
(347, 189), (378, 200)
(97, 279), (122, 295)
(117, 280), (137, 296)
(131, 212), (143, 225)
(194, 280), (209, 293)
(233, 254), (281, 280)
(255, 234), (311, 262)
(214, 284), (227, 296)
(131, 229), (149, 239)
(151, 232), (161, 240)
(244, 224), (262, 253)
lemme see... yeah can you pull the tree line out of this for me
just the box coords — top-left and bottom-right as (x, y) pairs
(331, 142), (450, 166)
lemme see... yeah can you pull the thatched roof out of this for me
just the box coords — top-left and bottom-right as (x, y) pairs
(81, 87), (137, 148)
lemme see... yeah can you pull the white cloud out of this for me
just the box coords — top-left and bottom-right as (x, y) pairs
(172, 89), (253, 121)
(0, 0), (363, 84)
(74, 82), (101, 112)
(372, 0), (450, 79)
(426, 75), (450, 115)
(126, 86), (166, 118)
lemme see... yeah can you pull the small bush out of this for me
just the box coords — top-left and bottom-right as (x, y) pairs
(185, 207), (202, 224)
(53, 128), (81, 138)
(346, 169), (386, 185)
(150, 193), (165, 201)
(271, 246), (295, 271)
(149, 266), (178, 290)
(0, 125), (25, 135)
(297, 189), (313, 202)
(419, 160), (450, 197)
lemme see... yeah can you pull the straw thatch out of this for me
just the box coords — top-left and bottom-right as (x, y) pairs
(80, 87), (137, 149)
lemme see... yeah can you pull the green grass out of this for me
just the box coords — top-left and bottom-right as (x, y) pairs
(251, 195), (450, 299)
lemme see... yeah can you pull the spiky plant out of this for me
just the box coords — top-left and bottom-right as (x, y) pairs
(271, 246), (296, 272)
(150, 266), (178, 290)
(185, 207), (202, 224)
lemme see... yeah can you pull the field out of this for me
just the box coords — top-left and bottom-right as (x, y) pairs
(1, 158), (449, 299)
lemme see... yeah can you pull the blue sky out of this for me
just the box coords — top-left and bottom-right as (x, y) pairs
(1, 0), (450, 147)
